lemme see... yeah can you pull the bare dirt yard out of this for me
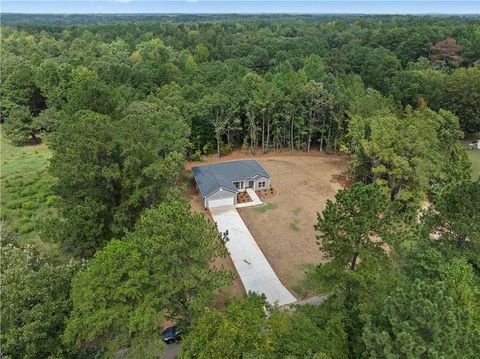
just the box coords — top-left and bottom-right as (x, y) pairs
(183, 150), (350, 304)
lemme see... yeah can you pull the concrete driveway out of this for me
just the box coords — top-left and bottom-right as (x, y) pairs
(210, 206), (296, 306)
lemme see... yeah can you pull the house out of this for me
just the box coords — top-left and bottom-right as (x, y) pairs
(468, 140), (480, 150)
(192, 160), (271, 208)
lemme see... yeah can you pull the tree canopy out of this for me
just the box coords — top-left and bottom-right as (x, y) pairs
(1, 13), (479, 359)
(64, 197), (233, 355)
(46, 110), (188, 257)
(0, 229), (82, 359)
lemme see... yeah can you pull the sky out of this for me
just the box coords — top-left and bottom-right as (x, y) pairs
(1, 0), (479, 14)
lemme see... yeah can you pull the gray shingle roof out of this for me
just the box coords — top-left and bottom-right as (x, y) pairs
(192, 160), (270, 198)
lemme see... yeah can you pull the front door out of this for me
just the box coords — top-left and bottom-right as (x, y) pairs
(247, 181), (254, 189)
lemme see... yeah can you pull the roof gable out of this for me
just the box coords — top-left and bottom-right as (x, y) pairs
(192, 160), (270, 198)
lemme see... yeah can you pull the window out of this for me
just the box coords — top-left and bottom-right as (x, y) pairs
(233, 181), (244, 189)
(258, 181), (266, 188)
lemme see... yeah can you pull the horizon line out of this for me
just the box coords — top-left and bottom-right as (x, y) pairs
(2, 12), (479, 15)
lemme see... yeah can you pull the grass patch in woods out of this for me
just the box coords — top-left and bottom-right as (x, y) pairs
(461, 141), (480, 180)
(468, 150), (480, 180)
(252, 202), (277, 213)
(1, 136), (60, 254)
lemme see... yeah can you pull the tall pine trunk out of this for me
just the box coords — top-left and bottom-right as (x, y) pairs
(290, 119), (293, 150)
(326, 120), (332, 152)
(307, 130), (312, 154)
(266, 116), (270, 153)
(319, 115), (327, 151)
(262, 113), (265, 153)
(350, 252), (358, 271)
(216, 132), (221, 157)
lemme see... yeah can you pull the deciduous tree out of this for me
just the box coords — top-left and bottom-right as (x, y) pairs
(0, 239), (81, 359)
(429, 37), (464, 68)
(48, 110), (188, 256)
(64, 197), (233, 355)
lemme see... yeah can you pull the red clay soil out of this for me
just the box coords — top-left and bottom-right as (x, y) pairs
(185, 148), (350, 170)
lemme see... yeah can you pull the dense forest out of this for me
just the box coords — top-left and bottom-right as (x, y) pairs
(1, 14), (479, 359)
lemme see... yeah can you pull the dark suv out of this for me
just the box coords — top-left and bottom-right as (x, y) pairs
(162, 326), (182, 344)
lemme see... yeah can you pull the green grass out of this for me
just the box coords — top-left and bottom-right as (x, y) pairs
(1, 136), (60, 253)
(289, 221), (300, 232)
(292, 263), (317, 299)
(470, 151), (480, 181)
(252, 202), (277, 213)
(291, 207), (303, 215)
(461, 141), (480, 180)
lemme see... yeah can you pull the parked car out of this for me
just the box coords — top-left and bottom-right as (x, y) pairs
(162, 326), (182, 344)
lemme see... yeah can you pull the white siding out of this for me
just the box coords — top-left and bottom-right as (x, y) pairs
(254, 176), (270, 190)
(205, 189), (236, 208)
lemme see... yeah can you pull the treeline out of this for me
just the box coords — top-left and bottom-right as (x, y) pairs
(1, 15), (479, 152)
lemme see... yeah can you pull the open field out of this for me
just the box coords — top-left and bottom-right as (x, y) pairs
(1, 136), (59, 254)
(184, 150), (350, 301)
(470, 150), (480, 180)
(462, 141), (480, 180)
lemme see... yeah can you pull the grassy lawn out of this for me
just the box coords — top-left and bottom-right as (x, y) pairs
(1, 136), (60, 254)
(252, 202), (277, 213)
(470, 150), (480, 180)
(461, 141), (480, 180)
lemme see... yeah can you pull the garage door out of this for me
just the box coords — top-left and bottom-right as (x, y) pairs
(207, 197), (234, 208)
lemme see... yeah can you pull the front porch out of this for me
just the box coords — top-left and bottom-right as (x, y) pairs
(233, 179), (256, 192)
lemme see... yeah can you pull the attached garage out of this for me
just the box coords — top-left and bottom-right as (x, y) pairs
(205, 189), (236, 208)
(192, 160), (271, 209)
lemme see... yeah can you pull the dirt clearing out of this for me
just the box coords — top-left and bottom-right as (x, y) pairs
(184, 151), (349, 302)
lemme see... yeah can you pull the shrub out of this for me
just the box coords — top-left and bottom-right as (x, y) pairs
(21, 201), (35, 210)
(6, 199), (22, 209)
(202, 142), (214, 155)
(0, 209), (10, 220)
(191, 150), (202, 162)
(46, 195), (59, 207)
(242, 136), (250, 153)
(222, 143), (234, 156)
(18, 223), (35, 234)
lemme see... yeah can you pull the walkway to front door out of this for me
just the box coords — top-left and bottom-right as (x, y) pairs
(236, 188), (262, 208)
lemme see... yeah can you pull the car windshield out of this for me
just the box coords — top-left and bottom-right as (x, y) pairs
(162, 327), (175, 336)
